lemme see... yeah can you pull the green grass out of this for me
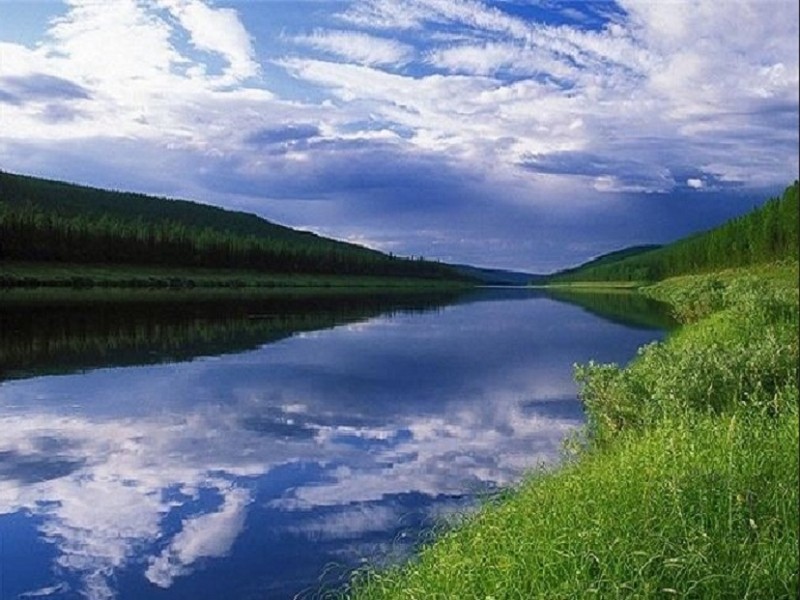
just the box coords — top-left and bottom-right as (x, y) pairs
(537, 280), (645, 291)
(0, 261), (468, 290)
(641, 262), (799, 323)
(347, 413), (798, 599)
(345, 261), (799, 600)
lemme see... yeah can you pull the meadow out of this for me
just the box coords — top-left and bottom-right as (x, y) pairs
(343, 262), (799, 599)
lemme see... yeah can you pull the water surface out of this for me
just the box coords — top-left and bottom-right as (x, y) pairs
(0, 288), (671, 599)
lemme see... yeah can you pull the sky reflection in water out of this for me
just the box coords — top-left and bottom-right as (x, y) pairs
(0, 292), (665, 599)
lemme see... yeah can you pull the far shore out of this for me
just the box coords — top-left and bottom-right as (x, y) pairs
(530, 280), (643, 291)
(0, 260), (472, 292)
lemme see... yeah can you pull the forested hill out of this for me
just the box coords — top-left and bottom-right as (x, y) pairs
(450, 264), (544, 285)
(0, 170), (459, 280)
(548, 182), (799, 282)
(546, 245), (661, 281)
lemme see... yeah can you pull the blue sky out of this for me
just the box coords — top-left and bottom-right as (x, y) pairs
(0, 0), (797, 271)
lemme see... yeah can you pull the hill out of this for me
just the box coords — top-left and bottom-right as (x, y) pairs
(449, 264), (545, 286)
(547, 182), (799, 282)
(0, 170), (462, 282)
(545, 244), (661, 281)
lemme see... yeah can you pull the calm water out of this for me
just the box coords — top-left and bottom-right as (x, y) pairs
(0, 288), (672, 600)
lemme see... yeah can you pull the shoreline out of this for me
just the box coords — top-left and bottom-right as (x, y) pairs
(346, 262), (799, 599)
(0, 260), (472, 292)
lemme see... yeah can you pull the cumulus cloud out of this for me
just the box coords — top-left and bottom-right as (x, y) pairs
(687, 178), (704, 189)
(0, 0), (796, 270)
(0, 0), (274, 147)
(0, 73), (90, 104)
(146, 486), (251, 588)
(284, 0), (798, 202)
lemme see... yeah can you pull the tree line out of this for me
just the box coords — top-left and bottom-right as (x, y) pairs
(549, 182), (799, 282)
(0, 171), (459, 280)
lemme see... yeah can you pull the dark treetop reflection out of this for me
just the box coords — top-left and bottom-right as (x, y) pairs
(0, 290), (667, 599)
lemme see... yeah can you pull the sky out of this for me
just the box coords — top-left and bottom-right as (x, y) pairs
(0, 0), (797, 272)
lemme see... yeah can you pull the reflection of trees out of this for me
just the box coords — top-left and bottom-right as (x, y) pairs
(454, 286), (676, 331)
(0, 287), (676, 381)
(544, 289), (677, 331)
(0, 290), (464, 381)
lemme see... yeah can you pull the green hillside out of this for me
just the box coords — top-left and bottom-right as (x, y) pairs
(0, 170), (307, 239)
(548, 182), (799, 282)
(0, 170), (461, 281)
(546, 244), (661, 281)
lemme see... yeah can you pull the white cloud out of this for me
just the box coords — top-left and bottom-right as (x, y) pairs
(324, 0), (797, 194)
(623, 0), (799, 106)
(280, 504), (400, 542)
(687, 177), (704, 189)
(293, 29), (414, 67)
(412, 0), (532, 39)
(2, 0), (796, 196)
(0, 0), (277, 148)
(0, 408), (269, 600)
(145, 486), (251, 588)
(279, 57), (583, 163)
(427, 41), (576, 79)
(339, 0), (431, 30)
(156, 0), (260, 82)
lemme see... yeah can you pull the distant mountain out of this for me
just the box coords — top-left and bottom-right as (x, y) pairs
(547, 182), (799, 282)
(449, 264), (545, 286)
(0, 170), (463, 281)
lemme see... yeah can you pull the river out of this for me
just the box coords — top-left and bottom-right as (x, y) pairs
(0, 287), (672, 599)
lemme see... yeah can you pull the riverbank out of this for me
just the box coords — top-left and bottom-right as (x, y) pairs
(345, 262), (799, 599)
(0, 261), (470, 290)
(535, 280), (644, 291)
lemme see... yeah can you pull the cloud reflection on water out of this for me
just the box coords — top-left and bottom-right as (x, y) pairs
(0, 295), (661, 599)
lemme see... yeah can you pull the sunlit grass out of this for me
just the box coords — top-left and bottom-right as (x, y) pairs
(345, 412), (798, 600)
(344, 261), (799, 600)
(642, 262), (799, 323)
(538, 280), (645, 291)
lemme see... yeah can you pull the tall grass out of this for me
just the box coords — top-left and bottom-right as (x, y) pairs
(345, 262), (799, 600)
(576, 264), (798, 447)
(347, 413), (798, 599)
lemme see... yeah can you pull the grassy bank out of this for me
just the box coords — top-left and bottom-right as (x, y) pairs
(345, 262), (799, 599)
(0, 261), (469, 290)
(537, 280), (645, 291)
